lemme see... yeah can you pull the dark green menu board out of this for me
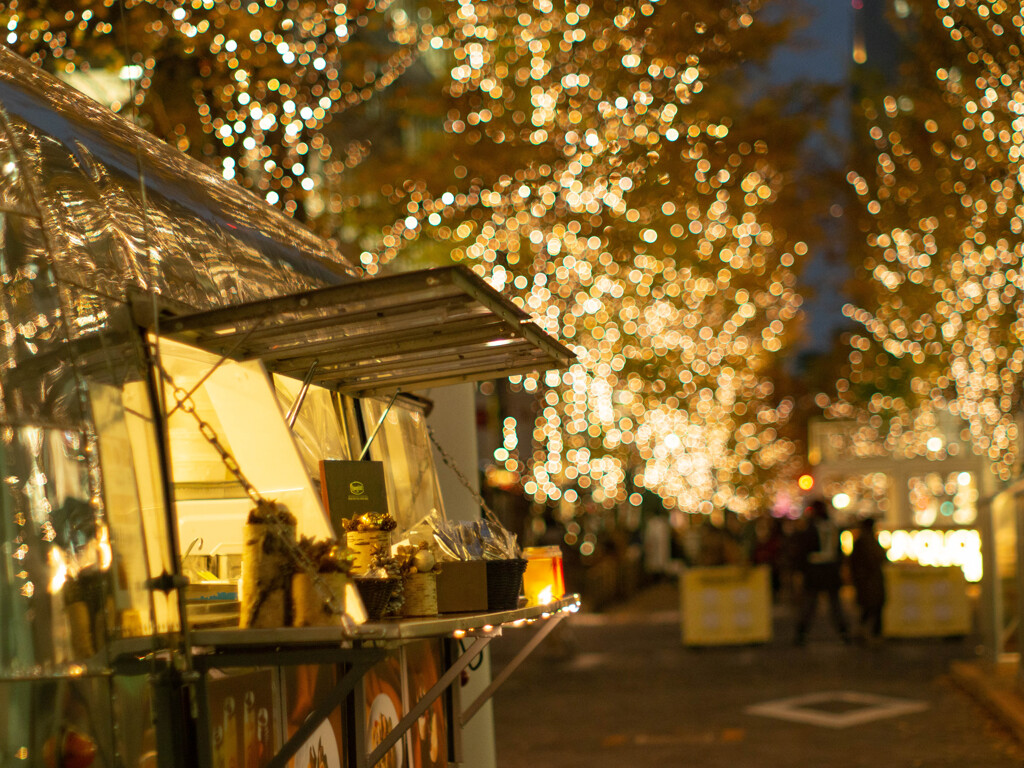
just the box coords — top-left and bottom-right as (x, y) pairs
(319, 459), (389, 535)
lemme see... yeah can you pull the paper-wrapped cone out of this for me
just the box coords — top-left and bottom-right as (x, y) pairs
(240, 522), (296, 628)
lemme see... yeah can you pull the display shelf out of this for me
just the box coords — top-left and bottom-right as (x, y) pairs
(187, 594), (580, 650)
(352, 594), (580, 641)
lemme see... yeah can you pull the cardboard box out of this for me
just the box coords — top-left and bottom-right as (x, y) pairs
(435, 560), (488, 614)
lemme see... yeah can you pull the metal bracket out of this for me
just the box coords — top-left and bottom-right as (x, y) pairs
(265, 651), (385, 768)
(285, 358), (320, 428)
(460, 611), (568, 725)
(358, 388), (402, 460)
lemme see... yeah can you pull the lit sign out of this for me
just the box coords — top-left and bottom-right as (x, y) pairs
(841, 528), (981, 583)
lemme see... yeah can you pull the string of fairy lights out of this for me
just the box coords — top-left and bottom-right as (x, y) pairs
(2, 0), (426, 217)
(2, 0), (807, 516)
(831, 0), (1024, 480)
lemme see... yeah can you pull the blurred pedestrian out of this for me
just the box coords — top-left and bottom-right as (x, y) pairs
(723, 509), (755, 565)
(752, 515), (784, 598)
(849, 517), (887, 645)
(696, 517), (728, 566)
(643, 513), (671, 580)
(793, 499), (850, 646)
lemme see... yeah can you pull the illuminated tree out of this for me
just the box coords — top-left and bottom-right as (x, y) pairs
(836, 0), (1024, 478)
(333, 0), (832, 514)
(0, 0), (423, 220)
(3, 0), (833, 513)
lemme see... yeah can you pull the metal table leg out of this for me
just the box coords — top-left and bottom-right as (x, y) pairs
(461, 612), (567, 726)
(264, 651), (384, 768)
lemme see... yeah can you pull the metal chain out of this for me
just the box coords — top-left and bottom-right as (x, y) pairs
(427, 425), (504, 530)
(154, 361), (345, 617)
(158, 366), (264, 505)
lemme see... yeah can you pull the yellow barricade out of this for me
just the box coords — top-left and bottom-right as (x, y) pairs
(882, 565), (970, 638)
(680, 565), (773, 646)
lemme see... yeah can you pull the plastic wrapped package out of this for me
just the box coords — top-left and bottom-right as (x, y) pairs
(273, 375), (351, 481)
(428, 511), (521, 562)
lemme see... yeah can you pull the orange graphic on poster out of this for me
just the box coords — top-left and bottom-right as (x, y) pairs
(364, 653), (405, 768)
(405, 640), (447, 768)
(283, 665), (344, 768)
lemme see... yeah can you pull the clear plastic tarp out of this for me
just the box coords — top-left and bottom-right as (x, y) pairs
(160, 337), (332, 556)
(362, 397), (446, 535)
(0, 45), (357, 681)
(273, 375), (352, 483)
(0, 47), (355, 311)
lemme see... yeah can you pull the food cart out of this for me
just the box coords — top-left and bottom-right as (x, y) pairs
(0, 47), (578, 768)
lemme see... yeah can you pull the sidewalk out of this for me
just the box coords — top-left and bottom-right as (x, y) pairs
(949, 657), (1024, 747)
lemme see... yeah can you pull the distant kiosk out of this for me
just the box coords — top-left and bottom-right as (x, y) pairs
(805, 414), (1015, 660)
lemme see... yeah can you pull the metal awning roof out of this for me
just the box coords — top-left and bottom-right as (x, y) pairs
(151, 265), (575, 396)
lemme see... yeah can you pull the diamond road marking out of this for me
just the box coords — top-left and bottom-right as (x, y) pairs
(745, 690), (929, 729)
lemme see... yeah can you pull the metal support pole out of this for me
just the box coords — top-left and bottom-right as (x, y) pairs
(460, 613), (566, 726)
(137, 325), (201, 732)
(358, 389), (402, 460)
(365, 636), (491, 768)
(285, 359), (320, 428)
(979, 491), (1002, 661)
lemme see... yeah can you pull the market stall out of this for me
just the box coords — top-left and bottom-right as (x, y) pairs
(0, 46), (577, 768)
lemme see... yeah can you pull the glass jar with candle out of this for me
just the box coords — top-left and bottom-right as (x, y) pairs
(522, 546), (566, 606)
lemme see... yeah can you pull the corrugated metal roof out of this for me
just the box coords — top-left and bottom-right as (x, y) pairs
(155, 265), (574, 395)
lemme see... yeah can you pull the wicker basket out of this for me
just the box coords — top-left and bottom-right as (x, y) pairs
(354, 577), (398, 621)
(485, 558), (527, 612)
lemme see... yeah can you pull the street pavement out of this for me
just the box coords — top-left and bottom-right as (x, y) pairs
(489, 581), (1024, 767)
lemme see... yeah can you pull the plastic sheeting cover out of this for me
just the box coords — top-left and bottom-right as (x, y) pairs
(0, 47), (357, 675)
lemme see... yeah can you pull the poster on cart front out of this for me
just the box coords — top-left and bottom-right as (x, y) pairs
(363, 651), (406, 768)
(205, 667), (278, 768)
(282, 664), (346, 768)
(404, 640), (448, 768)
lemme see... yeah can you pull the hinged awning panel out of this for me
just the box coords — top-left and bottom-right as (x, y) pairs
(155, 265), (574, 395)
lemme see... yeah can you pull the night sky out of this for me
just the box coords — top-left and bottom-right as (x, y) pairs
(770, 0), (856, 355)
